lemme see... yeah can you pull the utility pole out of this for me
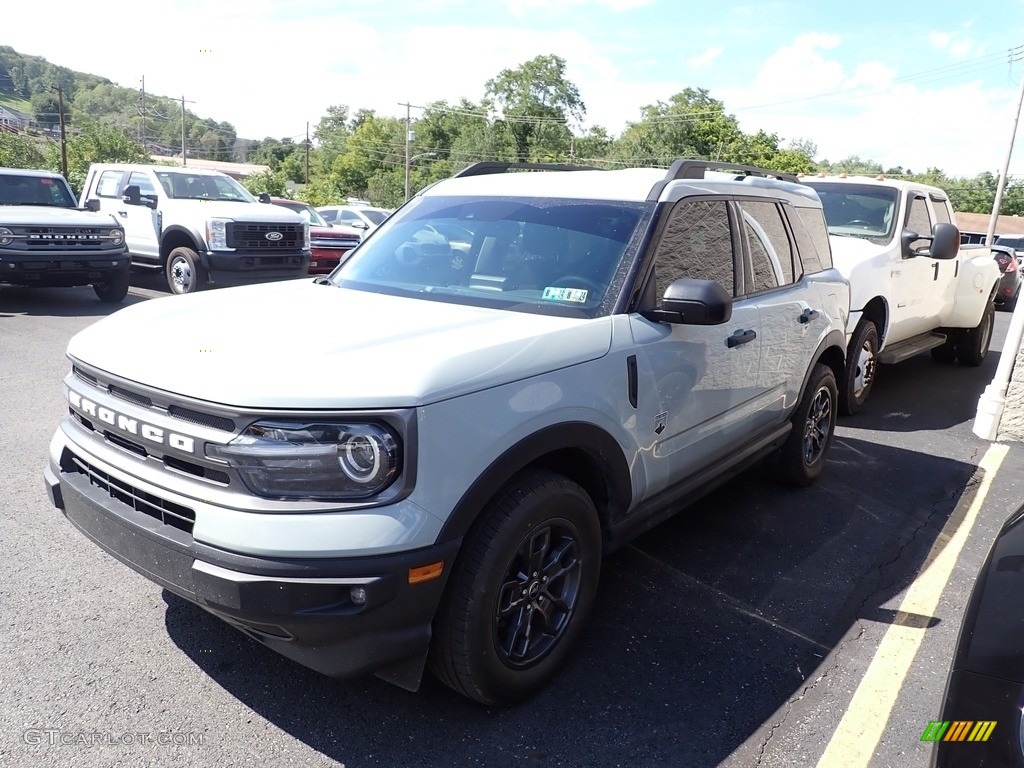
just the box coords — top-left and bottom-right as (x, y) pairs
(139, 76), (146, 149)
(52, 84), (67, 177)
(305, 122), (310, 185)
(179, 95), (195, 166)
(984, 66), (1024, 246)
(400, 101), (412, 200)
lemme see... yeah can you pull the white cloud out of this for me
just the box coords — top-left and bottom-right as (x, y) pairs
(689, 47), (724, 69)
(506, 0), (652, 16)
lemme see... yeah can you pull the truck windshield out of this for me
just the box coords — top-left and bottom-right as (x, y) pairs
(330, 195), (651, 318)
(804, 182), (899, 243)
(0, 173), (76, 207)
(156, 171), (256, 202)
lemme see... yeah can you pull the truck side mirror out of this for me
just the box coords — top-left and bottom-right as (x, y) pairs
(122, 185), (141, 205)
(84, 199), (100, 212)
(929, 222), (960, 260)
(258, 192), (271, 204)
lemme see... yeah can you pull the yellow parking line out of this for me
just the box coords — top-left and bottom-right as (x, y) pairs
(815, 442), (1009, 768)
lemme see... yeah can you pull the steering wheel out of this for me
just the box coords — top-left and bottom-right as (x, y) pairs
(550, 275), (603, 298)
(847, 220), (872, 227)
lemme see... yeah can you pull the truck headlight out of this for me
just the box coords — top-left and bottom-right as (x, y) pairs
(206, 421), (400, 500)
(303, 222), (310, 250)
(110, 228), (124, 246)
(0, 227), (13, 246)
(206, 218), (231, 250)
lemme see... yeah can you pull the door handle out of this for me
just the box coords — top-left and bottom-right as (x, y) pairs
(117, 211), (128, 217)
(727, 329), (757, 348)
(799, 308), (820, 324)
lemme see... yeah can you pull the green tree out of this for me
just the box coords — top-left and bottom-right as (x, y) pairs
(485, 54), (584, 161)
(241, 170), (287, 197)
(47, 119), (149, 194)
(0, 132), (46, 168)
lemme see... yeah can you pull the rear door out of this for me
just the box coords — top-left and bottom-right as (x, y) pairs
(627, 197), (763, 498)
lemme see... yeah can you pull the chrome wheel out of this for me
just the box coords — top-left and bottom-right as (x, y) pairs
(169, 255), (193, 293)
(852, 341), (876, 400)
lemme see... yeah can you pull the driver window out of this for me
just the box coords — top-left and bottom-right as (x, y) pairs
(652, 199), (735, 299)
(906, 196), (932, 252)
(127, 172), (156, 197)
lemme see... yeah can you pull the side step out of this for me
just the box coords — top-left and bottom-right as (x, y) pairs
(878, 331), (948, 364)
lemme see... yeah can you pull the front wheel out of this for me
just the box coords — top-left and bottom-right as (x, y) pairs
(778, 363), (838, 487)
(958, 301), (994, 367)
(429, 470), (602, 705)
(93, 270), (130, 304)
(840, 320), (878, 415)
(165, 246), (204, 295)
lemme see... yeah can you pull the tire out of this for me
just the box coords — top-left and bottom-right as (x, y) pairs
(958, 301), (995, 367)
(93, 270), (130, 304)
(165, 246), (204, 295)
(778, 363), (838, 487)
(840, 320), (878, 415)
(429, 469), (602, 705)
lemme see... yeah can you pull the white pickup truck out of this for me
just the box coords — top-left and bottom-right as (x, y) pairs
(802, 175), (1001, 414)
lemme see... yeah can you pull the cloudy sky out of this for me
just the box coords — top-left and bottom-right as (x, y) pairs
(6, 0), (1024, 178)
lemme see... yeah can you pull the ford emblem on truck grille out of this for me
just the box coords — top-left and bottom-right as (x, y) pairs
(265, 231), (283, 241)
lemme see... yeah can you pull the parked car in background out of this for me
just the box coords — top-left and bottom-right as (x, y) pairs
(994, 234), (1024, 257)
(991, 244), (1022, 311)
(267, 198), (361, 274)
(316, 203), (392, 236)
(0, 168), (130, 303)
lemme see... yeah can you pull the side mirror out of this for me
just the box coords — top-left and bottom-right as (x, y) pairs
(122, 185), (141, 205)
(640, 278), (732, 325)
(144, 195), (158, 210)
(258, 192), (271, 204)
(353, 221), (370, 229)
(929, 222), (960, 260)
(84, 199), (100, 212)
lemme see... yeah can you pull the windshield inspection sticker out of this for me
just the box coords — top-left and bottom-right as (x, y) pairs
(542, 286), (588, 303)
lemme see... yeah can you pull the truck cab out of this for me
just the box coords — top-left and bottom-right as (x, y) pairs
(79, 164), (311, 294)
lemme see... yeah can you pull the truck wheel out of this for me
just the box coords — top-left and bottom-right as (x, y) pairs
(958, 301), (994, 367)
(778, 363), (838, 487)
(840, 320), (878, 415)
(930, 336), (958, 363)
(429, 469), (601, 705)
(93, 270), (130, 304)
(166, 247), (204, 295)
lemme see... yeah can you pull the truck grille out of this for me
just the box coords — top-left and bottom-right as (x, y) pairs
(22, 227), (119, 249)
(226, 222), (303, 250)
(63, 449), (196, 535)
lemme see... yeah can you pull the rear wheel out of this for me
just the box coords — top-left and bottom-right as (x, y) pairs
(429, 470), (602, 705)
(93, 270), (130, 304)
(840, 320), (878, 415)
(778, 363), (838, 487)
(958, 301), (994, 367)
(166, 246), (204, 295)
(930, 335), (959, 363)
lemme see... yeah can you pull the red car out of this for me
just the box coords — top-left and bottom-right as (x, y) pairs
(269, 198), (362, 274)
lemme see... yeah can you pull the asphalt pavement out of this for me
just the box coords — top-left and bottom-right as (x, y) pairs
(1, 277), (1022, 768)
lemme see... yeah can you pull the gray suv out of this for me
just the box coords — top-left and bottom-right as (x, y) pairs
(44, 159), (849, 706)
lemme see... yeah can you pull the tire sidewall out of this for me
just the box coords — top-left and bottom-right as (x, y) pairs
(94, 270), (130, 303)
(842, 321), (878, 415)
(959, 302), (994, 366)
(782, 364), (838, 486)
(166, 247), (201, 295)
(461, 477), (601, 702)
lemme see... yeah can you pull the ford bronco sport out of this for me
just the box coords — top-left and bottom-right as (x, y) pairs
(44, 160), (849, 705)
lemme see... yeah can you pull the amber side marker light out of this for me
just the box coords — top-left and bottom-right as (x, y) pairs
(408, 562), (444, 584)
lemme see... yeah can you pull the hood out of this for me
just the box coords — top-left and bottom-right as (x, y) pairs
(67, 280), (612, 409)
(826, 234), (893, 275)
(0, 206), (119, 227)
(166, 199), (305, 223)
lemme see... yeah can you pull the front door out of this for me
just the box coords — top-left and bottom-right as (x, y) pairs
(119, 171), (161, 260)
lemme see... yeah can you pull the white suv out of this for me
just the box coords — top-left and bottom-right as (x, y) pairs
(316, 203), (391, 235)
(45, 160), (849, 706)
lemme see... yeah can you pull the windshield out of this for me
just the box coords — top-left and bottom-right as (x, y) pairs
(805, 182), (898, 243)
(156, 171), (256, 202)
(0, 173), (76, 207)
(330, 195), (651, 318)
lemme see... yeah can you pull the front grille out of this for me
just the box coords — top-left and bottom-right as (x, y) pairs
(108, 384), (153, 408)
(72, 366), (97, 386)
(21, 227), (119, 249)
(168, 404), (235, 433)
(64, 450), (195, 535)
(226, 222), (303, 250)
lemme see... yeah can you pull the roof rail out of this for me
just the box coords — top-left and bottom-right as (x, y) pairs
(452, 161), (601, 178)
(646, 159), (800, 202)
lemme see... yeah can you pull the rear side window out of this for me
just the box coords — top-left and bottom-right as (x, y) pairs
(652, 199), (735, 297)
(931, 197), (952, 225)
(738, 200), (796, 290)
(791, 207), (833, 273)
(95, 170), (123, 198)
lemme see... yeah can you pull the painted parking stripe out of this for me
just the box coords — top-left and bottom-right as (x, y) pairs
(815, 442), (1009, 768)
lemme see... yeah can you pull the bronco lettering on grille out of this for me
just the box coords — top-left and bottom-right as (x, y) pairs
(68, 390), (196, 454)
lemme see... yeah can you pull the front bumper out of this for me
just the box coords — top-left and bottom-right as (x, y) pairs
(0, 252), (129, 287)
(201, 249), (310, 286)
(44, 451), (459, 682)
(308, 246), (352, 274)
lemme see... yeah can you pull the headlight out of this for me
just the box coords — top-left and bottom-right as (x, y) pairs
(303, 222), (310, 250)
(109, 228), (124, 246)
(0, 227), (13, 246)
(206, 218), (231, 250)
(206, 421), (400, 501)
